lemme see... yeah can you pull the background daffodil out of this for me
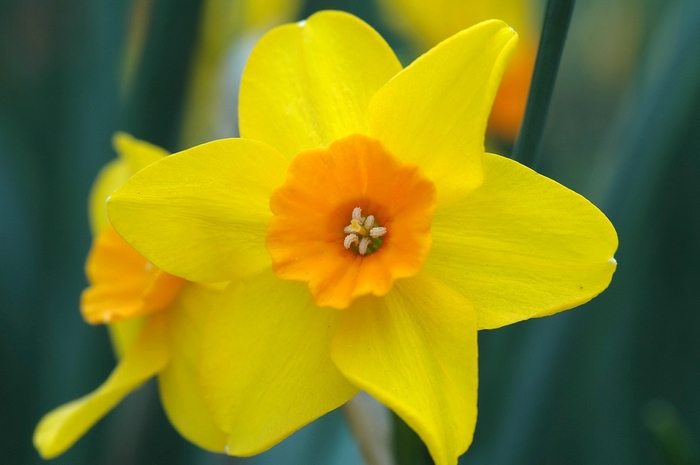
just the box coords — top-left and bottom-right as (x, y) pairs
(33, 134), (227, 459)
(378, 0), (540, 141)
(180, 0), (303, 147)
(107, 11), (618, 465)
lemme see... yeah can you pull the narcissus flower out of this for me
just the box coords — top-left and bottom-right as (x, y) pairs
(379, 0), (540, 140)
(33, 134), (227, 458)
(107, 12), (618, 465)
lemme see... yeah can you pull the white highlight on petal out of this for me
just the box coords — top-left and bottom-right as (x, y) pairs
(609, 257), (617, 265)
(344, 234), (359, 249)
(370, 227), (387, 238)
(297, 20), (306, 27)
(358, 237), (371, 255)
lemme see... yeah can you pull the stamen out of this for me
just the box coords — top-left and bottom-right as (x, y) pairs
(344, 234), (359, 249)
(358, 237), (371, 255)
(352, 207), (363, 221)
(343, 206), (387, 255)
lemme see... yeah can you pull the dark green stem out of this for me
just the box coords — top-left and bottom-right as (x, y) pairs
(510, 0), (576, 168)
(121, 0), (205, 152)
(393, 413), (431, 465)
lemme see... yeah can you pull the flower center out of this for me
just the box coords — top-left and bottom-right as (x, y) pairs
(343, 207), (387, 255)
(266, 133), (437, 309)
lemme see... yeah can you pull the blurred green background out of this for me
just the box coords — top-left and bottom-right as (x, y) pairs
(1, 0), (699, 464)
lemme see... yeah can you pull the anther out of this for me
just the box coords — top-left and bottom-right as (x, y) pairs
(352, 207), (363, 221)
(343, 206), (386, 255)
(344, 234), (359, 249)
(358, 237), (371, 255)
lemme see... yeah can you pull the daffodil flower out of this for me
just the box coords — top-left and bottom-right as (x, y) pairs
(379, 0), (540, 140)
(107, 12), (618, 465)
(33, 134), (227, 458)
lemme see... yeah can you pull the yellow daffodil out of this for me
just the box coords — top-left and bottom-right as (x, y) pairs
(107, 11), (618, 465)
(379, 0), (540, 141)
(33, 134), (227, 458)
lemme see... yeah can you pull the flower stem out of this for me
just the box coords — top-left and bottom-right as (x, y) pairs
(511, 0), (576, 169)
(393, 413), (430, 465)
(122, 0), (205, 152)
(344, 393), (396, 465)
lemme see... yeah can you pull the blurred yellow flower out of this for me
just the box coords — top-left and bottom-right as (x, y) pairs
(379, 0), (540, 140)
(107, 12), (617, 465)
(33, 134), (227, 458)
(180, 0), (303, 147)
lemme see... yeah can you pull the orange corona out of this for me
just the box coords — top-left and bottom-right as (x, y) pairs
(266, 134), (437, 309)
(81, 226), (186, 324)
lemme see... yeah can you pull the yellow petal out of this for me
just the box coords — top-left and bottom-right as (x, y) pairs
(331, 274), (478, 465)
(87, 133), (169, 359)
(425, 153), (618, 330)
(113, 131), (169, 175)
(89, 159), (131, 237)
(377, 0), (538, 141)
(239, 10), (402, 158)
(107, 138), (288, 283)
(159, 283), (227, 452)
(33, 314), (169, 458)
(89, 133), (167, 236)
(379, 0), (535, 49)
(243, 0), (302, 27)
(369, 20), (517, 202)
(200, 269), (358, 456)
(108, 317), (147, 360)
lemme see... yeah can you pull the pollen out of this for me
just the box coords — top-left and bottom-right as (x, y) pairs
(343, 207), (387, 255)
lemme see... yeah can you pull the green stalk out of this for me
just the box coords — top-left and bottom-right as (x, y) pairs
(510, 0), (576, 168)
(121, 0), (205, 152)
(484, 1), (700, 463)
(393, 413), (430, 465)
